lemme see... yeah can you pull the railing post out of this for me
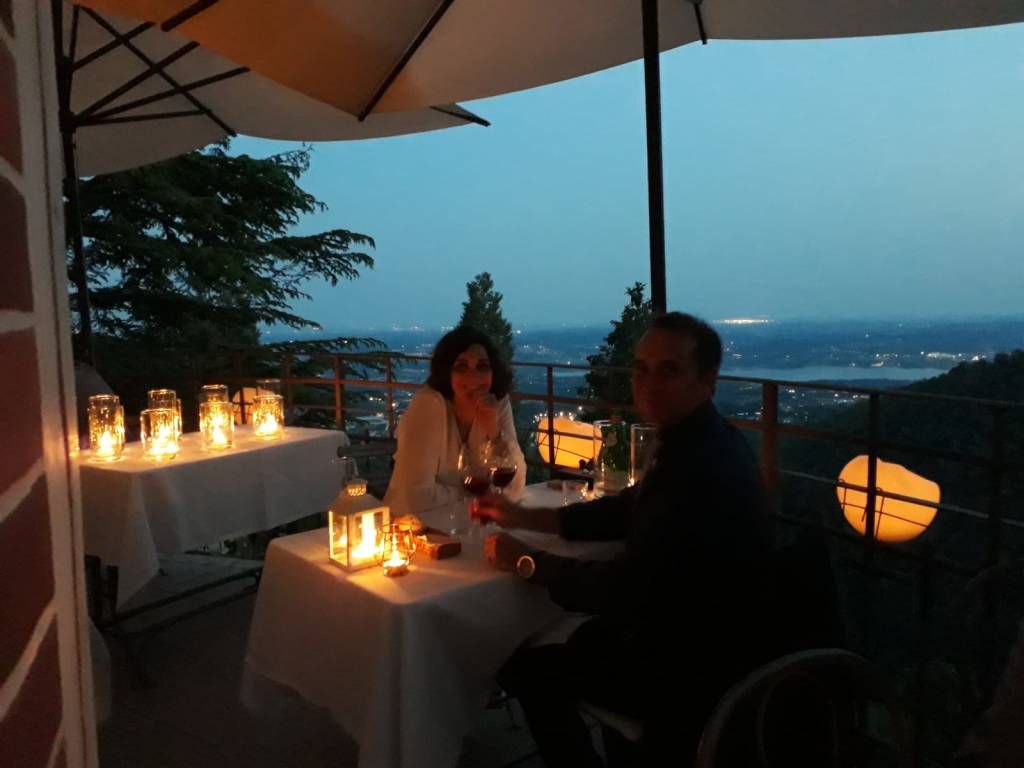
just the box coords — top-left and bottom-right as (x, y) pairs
(333, 355), (344, 430)
(386, 355), (395, 438)
(864, 393), (881, 554)
(546, 366), (556, 478)
(912, 544), (934, 768)
(761, 382), (779, 493)
(283, 354), (294, 421)
(987, 406), (1006, 566)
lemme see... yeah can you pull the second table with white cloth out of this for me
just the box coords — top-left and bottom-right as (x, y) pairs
(78, 425), (350, 605)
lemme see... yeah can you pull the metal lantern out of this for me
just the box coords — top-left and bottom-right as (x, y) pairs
(199, 400), (234, 450)
(200, 383), (230, 403)
(140, 407), (179, 461)
(379, 523), (415, 577)
(147, 388), (182, 439)
(329, 479), (389, 571)
(252, 394), (284, 439)
(87, 394), (125, 462)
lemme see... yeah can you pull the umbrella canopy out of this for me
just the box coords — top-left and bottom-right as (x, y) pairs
(70, 0), (1024, 116)
(69, 0), (1024, 315)
(61, 2), (487, 175)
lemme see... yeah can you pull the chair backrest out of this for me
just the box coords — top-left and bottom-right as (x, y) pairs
(946, 560), (1024, 716)
(696, 648), (907, 768)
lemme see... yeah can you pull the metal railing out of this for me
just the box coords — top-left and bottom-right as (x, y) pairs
(222, 350), (1022, 561)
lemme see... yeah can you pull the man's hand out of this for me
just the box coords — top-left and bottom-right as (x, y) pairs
(475, 492), (521, 528)
(485, 532), (534, 572)
(476, 494), (562, 534)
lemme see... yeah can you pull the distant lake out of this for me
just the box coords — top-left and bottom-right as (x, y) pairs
(719, 366), (949, 382)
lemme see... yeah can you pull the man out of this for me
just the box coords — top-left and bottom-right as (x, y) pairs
(478, 312), (773, 766)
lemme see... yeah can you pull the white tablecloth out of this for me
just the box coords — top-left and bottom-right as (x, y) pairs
(242, 483), (618, 768)
(78, 425), (349, 604)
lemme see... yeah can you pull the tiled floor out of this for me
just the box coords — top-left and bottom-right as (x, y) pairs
(95, 554), (545, 768)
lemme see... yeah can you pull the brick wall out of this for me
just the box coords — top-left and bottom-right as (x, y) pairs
(0, 3), (96, 766)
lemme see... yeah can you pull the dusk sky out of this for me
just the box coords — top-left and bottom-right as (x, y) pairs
(234, 22), (1024, 331)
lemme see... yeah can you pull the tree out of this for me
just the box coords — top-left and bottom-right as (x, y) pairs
(72, 141), (379, 417)
(458, 272), (514, 362)
(580, 282), (653, 411)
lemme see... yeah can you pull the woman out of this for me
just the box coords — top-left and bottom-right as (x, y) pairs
(384, 326), (526, 522)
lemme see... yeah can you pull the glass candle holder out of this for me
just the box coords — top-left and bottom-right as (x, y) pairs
(88, 397), (125, 462)
(378, 523), (414, 577)
(140, 407), (179, 461)
(329, 479), (390, 571)
(147, 388), (182, 439)
(252, 394), (284, 439)
(199, 400), (234, 450)
(256, 378), (282, 398)
(199, 384), (229, 403)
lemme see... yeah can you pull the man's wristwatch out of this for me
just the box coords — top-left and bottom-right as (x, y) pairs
(515, 554), (537, 580)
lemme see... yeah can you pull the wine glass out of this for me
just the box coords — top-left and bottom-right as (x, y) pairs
(485, 439), (518, 497)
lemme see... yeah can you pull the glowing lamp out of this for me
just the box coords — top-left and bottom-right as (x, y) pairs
(536, 416), (598, 468)
(837, 455), (940, 543)
(140, 407), (179, 461)
(379, 523), (415, 577)
(87, 394), (125, 462)
(199, 400), (234, 450)
(329, 479), (389, 571)
(252, 394), (284, 439)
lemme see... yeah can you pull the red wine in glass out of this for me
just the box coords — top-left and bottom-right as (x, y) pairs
(463, 474), (492, 496)
(491, 466), (517, 491)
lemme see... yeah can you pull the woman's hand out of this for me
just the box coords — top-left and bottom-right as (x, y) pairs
(473, 393), (501, 440)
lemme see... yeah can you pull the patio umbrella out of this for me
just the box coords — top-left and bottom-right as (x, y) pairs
(54, 1), (488, 360)
(70, 0), (1024, 312)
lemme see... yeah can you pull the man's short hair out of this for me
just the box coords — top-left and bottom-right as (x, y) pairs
(649, 312), (722, 376)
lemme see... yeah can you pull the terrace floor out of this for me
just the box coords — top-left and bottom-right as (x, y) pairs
(95, 554), (552, 768)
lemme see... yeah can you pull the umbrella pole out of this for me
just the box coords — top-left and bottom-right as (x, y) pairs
(52, 0), (95, 364)
(641, 0), (667, 315)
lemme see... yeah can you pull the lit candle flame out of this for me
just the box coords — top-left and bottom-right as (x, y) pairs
(149, 423), (179, 458)
(96, 430), (115, 457)
(350, 511), (379, 561)
(256, 411), (279, 436)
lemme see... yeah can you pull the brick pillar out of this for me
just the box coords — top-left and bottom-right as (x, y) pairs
(0, 3), (97, 767)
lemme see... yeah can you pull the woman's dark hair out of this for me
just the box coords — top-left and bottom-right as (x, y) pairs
(427, 325), (513, 399)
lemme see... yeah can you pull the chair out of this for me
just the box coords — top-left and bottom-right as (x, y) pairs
(946, 559), (1024, 718)
(580, 530), (846, 763)
(695, 648), (908, 768)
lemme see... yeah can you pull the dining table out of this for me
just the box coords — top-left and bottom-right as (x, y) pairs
(77, 424), (350, 605)
(241, 481), (621, 768)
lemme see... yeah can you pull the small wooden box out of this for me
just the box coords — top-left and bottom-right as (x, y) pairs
(415, 528), (462, 560)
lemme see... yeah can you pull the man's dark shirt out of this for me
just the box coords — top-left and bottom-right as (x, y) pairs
(530, 400), (773, 701)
